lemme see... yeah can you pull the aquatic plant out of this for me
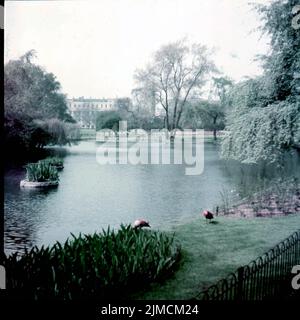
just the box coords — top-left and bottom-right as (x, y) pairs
(25, 161), (59, 182)
(4, 225), (181, 299)
(43, 157), (64, 168)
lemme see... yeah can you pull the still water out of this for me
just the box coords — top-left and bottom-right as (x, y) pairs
(4, 140), (298, 255)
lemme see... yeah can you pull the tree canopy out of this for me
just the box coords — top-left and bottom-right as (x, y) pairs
(221, 0), (300, 164)
(96, 111), (122, 131)
(134, 39), (216, 130)
(4, 51), (77, 153)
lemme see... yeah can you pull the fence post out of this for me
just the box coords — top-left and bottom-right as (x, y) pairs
(236, 266), (244, 301)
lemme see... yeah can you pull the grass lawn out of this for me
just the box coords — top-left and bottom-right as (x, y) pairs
(132, 214), (300, 300)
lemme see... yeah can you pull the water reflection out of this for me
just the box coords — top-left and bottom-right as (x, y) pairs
(5, 171), (59, 255)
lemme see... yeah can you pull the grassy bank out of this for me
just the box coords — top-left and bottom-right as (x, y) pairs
(133, 214), (300, 299)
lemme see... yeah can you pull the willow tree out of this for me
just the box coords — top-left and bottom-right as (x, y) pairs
(134, 39), (216, 130)
(221, 0), (300, 164)
(4, 50), (77, 152)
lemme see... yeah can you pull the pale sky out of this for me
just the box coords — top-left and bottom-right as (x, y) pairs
(5, 0), (271, 98)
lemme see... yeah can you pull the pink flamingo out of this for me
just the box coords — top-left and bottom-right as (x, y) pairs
(133, 219), (151, 229)
(203, 210), (214, 222)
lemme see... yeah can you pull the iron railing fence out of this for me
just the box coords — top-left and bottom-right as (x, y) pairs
(196, 230), (300, 300)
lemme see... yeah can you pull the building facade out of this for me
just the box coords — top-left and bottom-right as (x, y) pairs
(67, 97), (116, 129)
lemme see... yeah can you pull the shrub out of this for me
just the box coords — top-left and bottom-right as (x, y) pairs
(25, 161), (59, 182)
(43, 157), (64, 168)
(4, 225), (181, 299)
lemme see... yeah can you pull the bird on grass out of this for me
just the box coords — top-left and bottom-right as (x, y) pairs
(132, 219), (151, 229)
(203, 210), (214, 223)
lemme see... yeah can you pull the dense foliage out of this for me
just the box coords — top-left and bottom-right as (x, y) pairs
(4, 50), (78, 155)
(96, 111), (122, 131)
(4, 225), (180, 299)
(221, 0), (300, 163)
(96, 100), (165, 131)
(181, 100), (225, 138)
(43, 156), (64, 168)
(25, 161), (59, 182)
(222, 99), (300, 163)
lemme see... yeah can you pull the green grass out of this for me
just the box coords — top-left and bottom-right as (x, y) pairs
(132, 214), (300, 299)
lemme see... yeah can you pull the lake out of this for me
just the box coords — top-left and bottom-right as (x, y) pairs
(4, 140), (299, 255)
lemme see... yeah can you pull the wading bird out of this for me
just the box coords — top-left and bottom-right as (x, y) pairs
(203, 210), (214, 222)
(133, 219), (151, 229)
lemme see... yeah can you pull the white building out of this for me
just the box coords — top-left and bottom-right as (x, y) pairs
(67, 97), (116, 129)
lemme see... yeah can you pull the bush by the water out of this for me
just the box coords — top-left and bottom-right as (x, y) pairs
(4, 225), (181, 299)
(25, 161), (59, 182)
(43, 156), (64, 168)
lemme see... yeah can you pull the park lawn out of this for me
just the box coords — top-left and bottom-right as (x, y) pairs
(132, 214), (300, 300)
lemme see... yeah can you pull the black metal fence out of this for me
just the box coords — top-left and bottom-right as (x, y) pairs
(196, 230), (300, 300)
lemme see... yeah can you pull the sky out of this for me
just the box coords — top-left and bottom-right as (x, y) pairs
(5, 0), (271, 99)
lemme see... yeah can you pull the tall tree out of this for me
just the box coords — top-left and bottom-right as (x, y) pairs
(257, 0), (300, 101)
(96, 111), (122, 131)
(221, 0), (300, 163)
(201, 76), (233, 140)
(4, 50), (76, 153)
(134, 39), (216, 131)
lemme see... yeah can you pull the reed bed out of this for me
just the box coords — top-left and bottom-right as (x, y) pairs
(24, 161), (59, 182)
(4, 225), (181, 299)
(43, 157), (64, 168)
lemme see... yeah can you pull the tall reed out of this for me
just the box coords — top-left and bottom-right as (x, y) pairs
(4, 225), (181, 299)
(25, 161), (59, 182)
(43, 156), (64, 168)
